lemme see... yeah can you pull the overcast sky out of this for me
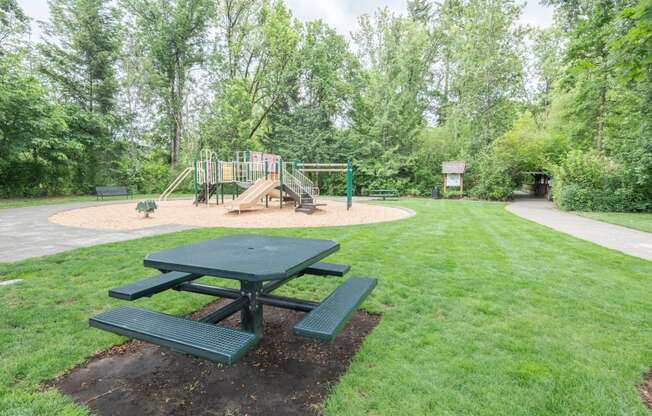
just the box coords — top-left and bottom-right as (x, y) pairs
(17, 0), (553, 41)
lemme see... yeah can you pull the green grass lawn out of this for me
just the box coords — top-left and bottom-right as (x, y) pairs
(0, 193), (195, 210)
(1, 200), (651, 415)
(579, 211), (652, 234)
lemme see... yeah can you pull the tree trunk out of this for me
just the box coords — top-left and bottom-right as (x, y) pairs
(596, 81), (606, 150)
(169, 100), (178, 170)
(170, 53), (185, 170)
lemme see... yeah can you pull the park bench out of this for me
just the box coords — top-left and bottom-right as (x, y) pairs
(369, 189), (399, 200)
(96, 186), (132, 200)
(91, 236), (377, 364)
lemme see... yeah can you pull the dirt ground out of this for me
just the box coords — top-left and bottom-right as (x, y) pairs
(640, 370), (652, 412)
(49, 300), (380, 416)
(49, 199), (412, 230)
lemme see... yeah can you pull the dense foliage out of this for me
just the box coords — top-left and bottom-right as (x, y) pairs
(1, 0), (650, 211)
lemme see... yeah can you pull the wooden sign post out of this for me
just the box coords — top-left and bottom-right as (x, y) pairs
(442, 161), (466, 194)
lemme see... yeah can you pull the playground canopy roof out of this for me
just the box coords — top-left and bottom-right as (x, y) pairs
(442, 161), (466, 174)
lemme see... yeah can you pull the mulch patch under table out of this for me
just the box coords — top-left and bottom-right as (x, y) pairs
(640, 370), (652, 413)
(48, 299), (380, 416)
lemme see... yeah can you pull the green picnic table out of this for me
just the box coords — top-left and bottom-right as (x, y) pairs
(90, 235), (377, 364)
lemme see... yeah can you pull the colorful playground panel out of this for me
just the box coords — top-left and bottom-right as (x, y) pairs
(90, 235), (377, 364)
(159, 150), (353, 212)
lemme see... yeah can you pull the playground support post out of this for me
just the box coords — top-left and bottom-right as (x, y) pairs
(215, 160), (221, 205)
(279, 159), (283, 209)
(193, 160), (199, 206)
(347, 160), (353, 210)
(204, 159), (209, 206)
(265, 161), (269, 208)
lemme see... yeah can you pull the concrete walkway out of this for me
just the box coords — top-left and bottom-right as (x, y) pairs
(0, 196), (384, 263)
(507, 199), (652, 261)
(0, 201), (196, 263)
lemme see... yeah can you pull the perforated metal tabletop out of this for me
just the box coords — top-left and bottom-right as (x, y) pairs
(144, 235), (339, 281)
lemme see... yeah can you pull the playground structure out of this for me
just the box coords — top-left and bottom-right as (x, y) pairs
(160, 150), (353, 214)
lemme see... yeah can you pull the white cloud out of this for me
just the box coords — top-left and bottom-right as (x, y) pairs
(287, 0), (553, 39)
(520, 1), (554, 28)
(18, 0), (554, 42)
(287, 0), (405, 39)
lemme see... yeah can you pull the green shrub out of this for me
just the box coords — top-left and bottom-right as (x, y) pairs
(444, 189), (465, 199)
(469, 157), (515, 200)
(553, 150), (650, 212)
(468, 112), (569, 201)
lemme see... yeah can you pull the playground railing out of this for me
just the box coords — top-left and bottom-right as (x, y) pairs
(243, 161), (266, 183)
(160, 166), (192, 201)
(292, 167), (315, 193)
(282, 169), (303, 202)
(196, 161), (219, 185)
(282, 163), (316, 205)
(218, 161), (267, 184)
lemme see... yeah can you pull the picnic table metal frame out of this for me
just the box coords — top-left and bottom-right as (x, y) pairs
(91, 235), (376, 363)
(173, 275), (320, 337)
(143, 235), (341, 338)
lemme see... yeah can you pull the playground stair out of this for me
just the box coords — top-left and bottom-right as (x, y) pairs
(285, 188), (325, 215)
(195, 184), (217, 205)
(226, 178), (280, 212)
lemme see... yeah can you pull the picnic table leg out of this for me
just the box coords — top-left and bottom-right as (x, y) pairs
(240, 281), (263, 338)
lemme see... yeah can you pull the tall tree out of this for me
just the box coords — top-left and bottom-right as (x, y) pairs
(0, 0), (29, 54)
(440, 0), (526, 153)
(261, 20), (356, 161)
(0, 54), (82, 196)
(527, 26), (564, 120)
(39, 0), (120, 115)
(201, 0), (301, 157)
(124, 0), (212, 169)
(350, 9), (431, 190)
(544, 0), (625, 149)
(38, 0), (120, 189)
(408, 0), (433, 24)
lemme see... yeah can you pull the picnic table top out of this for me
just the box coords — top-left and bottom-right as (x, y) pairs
(144, 235), (339, 282)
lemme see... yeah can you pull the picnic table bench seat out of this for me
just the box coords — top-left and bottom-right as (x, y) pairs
(109, 271), (199, 301)
(89, 305), (257, 364)
(294, 277), (377, 342)
(303, 262), (351, 277)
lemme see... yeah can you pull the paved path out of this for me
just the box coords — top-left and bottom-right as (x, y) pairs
(0, 196), (386, 263)
(507, 199), (652, 261)
(0, 201), (195, 263)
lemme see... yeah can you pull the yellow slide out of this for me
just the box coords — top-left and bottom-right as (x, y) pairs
(225, 178), (280, 212)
